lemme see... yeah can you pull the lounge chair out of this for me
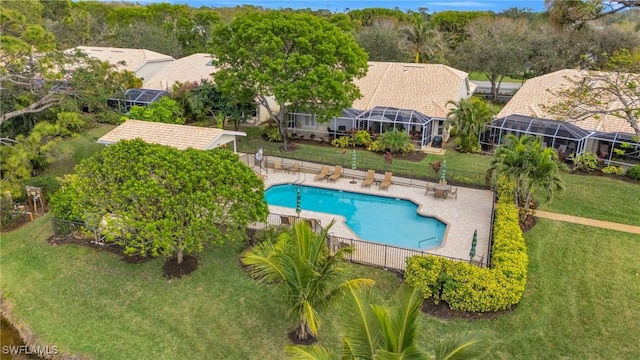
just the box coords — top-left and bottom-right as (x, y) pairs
(315, 166), (330, 181)
(290, 163), (300, 173)
(379, 172), (392, 191)
(362, 170), (375, 188)
(328, 165), (343, 182)
(274, 160), (283, 172)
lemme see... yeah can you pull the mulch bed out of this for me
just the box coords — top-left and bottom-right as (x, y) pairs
(47, 234), (151, 264)
(288, 329), (317, 345)
(421, 298), (514, 321)
(162, 255), (198, 279)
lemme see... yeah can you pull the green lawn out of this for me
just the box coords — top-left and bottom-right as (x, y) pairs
(468, 71), (521, 83)
(3, 217), (639, 359)
(43, 125), (116, 178)
(3, 124), (639, 358)
(537, 173), (640, 226)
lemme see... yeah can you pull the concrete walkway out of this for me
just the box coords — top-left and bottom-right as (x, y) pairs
(536, 210), (640, 235)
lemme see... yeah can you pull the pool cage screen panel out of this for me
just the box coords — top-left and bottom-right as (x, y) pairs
(480, 115), (591, 157)
(287, 106), (435, 148)
(107, 89), (170, 113)
(588, 131), (640, 165)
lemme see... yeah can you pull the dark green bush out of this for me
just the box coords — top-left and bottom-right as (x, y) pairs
(263, 123), (283, 142)
(0, 198), (28, 231)
(627, 165), (640, 180)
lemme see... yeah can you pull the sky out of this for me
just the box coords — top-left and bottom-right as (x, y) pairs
(134, 1), (547, 13)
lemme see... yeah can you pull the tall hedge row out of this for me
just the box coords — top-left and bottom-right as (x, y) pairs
(405, 181), (528, 312)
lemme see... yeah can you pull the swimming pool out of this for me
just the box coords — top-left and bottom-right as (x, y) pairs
(264, 184), (446, 249)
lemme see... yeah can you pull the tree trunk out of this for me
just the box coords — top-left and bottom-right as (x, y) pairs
(177, 249), (183, 265)
(296, 322), (313, 340)
(278, 118), (290, 151)
(414, 51), (420, 64)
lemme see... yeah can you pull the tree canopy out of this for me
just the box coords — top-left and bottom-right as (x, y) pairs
(51, 139), (268, 265)
(211, 10), (368, 150)
(546, 48), (640, 138)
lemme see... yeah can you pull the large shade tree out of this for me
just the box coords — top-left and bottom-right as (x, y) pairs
(241, 220), (374, 341)
(211, 10), (369, 150)
(546, 0), (640, 26)
(453, 17), (530, 100)
(287, 286), (486, 359)
(51, 139), (268, 265)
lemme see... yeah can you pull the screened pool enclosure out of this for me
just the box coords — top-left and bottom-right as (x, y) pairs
(286, 106), (438, 149)
(107, 89), (169, 113)
(480, 115), (640, 166)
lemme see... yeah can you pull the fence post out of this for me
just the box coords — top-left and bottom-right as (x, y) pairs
(384, 244), (388, 268)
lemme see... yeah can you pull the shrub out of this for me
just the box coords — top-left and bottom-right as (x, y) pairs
(263, 123), (283, 142)
(331, 136), (353, 148)
(601, 165), (625, 176)
(378, 130), (413, 154)
(570, 152), (599, 173)
(628, 165), (640, 180)
(0, 197), (27, 231)
(353, 130), (372, 147)
(366, 140), (385, 152)
(405, 178), (528, 312)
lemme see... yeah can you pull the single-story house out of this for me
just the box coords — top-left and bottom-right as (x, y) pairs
(285, 62), (476, 149)
(97, 119), (246, 152)
(67, 46), (174, 81)
(143, 53), (274, 123)
(107, 88), (170, 113)
(495, 69), (639, 166)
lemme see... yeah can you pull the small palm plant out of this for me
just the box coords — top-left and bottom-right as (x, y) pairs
(241, 220), (374, 342)
(287, 286), (487, 359)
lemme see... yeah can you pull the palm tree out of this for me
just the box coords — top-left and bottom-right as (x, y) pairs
(445, 98), (495, 153)
(287, 286), (486, 359)
(523, 144), (564, 212)
(398, 20), (445, 63)
(241, 220), (374, 341)
(487, 134), (564, 212)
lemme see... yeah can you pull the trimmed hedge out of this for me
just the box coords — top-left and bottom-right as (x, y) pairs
(405, 180), (528, 312)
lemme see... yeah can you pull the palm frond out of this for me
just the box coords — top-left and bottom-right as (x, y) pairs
(432, 332), (486, 360)
(340, 286), (384, 359)
(286, 344), (336, 360)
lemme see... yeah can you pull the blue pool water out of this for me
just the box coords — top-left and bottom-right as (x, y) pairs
(264, 184), (446, 249)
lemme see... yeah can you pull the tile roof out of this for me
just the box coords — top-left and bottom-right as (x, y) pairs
(143, 53), (218, 90)
(498, 69), (635, 134)
(97, 120), (244, 150)
(352, 62), (475, 118)
(70, 46), (174, 73)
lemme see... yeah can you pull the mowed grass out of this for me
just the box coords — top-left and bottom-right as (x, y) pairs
(3, 217), (640, 358)
(0, 215), (401, 359)
(537, 173), (640, 226)
(43, 125), (116, 177)
(416, 219), (640, 359)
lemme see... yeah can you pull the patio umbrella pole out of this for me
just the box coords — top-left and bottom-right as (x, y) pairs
(350, 149), (357, 184)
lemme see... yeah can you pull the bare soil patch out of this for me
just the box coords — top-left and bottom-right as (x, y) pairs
(47, 234), (151, 264)
(162, 255), (198, 279)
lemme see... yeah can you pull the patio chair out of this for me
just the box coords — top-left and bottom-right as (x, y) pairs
(274, 160), (283, 172)
(314, 166), (330, 181)
(379, 172), (392, 191)
(328, 165), (343, 182)
(448, 186), (458, 200)
(290, 163), (300, 173)
(362, 170), (375, 188)
(424, 182), (435, 195)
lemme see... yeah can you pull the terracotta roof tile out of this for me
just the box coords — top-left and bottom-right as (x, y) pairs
(498, 69), (635, 134)
(98, 120), (233, 150)
(70, 46), (174, 73)
(143, 53), (217, 90)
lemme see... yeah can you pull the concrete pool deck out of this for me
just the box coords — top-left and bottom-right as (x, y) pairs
(243, 155), (494, 267)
